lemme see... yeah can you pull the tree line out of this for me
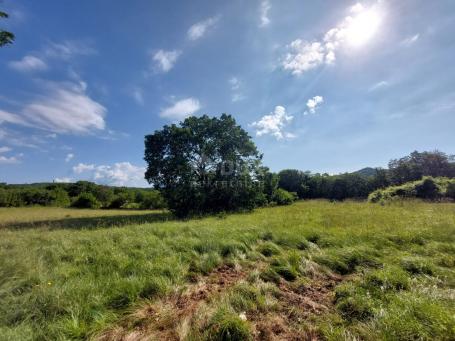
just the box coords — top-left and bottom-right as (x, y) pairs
(0, 182), (166, 209)
(144, 114), (455, 216)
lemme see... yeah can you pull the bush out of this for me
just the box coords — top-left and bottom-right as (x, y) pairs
(415, 178), (441, 199)
(272, 188), (296, 206)
(71, 193), (101, 209)
(369, 176), (455, 203)
(446, 183), (455, 200)
(137, 190), (166, 209)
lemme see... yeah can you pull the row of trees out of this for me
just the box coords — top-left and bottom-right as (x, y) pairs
(0, 182), (166, 209)
(276, 151), (455, 201)
(144, 114), (455, 216)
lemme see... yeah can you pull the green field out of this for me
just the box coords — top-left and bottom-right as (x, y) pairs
(0, 201), (454, 340)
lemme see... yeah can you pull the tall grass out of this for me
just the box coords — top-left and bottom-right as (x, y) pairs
(0, 201), (454, 339)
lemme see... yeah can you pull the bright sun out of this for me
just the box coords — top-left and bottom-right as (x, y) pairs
(345, 8), (382, 46)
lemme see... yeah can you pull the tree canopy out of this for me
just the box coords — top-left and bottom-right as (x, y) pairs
(144, 114), (267, 216)
(388, 150), (455, 185)
(0, 11), (14, 47)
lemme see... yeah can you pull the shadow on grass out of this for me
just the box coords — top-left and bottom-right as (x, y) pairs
(4, 211), (175, 230)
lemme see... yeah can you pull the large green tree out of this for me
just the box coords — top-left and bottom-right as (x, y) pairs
(144, 114), (264, 216)
(0, 11), (14, 47)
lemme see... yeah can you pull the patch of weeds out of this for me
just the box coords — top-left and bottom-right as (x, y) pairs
(275, 234), (310, 250)
(314, 247), (380, 275)
(436, 255), (455, 268)
(193, 240), (220, 254)
(259, 268), (281, 284)
(188, 252), (222, 278)
(205, 307), (252, 341)
(400, 257), (435, 275)
(274, 266), (298, 281)
(138, 277), (168, 299)
(257, 242), (281, 257)
(376, 293), (455, 340)
(229, 283), (266, 312)
(335, 284), (375, 322)
(260, 231), (274, 241)
(305, 232), (321, 244)
(220, 241), (247, 258)
(364, 266), (410, 292)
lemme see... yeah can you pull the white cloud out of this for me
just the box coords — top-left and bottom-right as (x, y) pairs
(73, 163), (95, 174)
(131, 87), (144, 105)
(0, 146), (12, 153)
(0, 110), (28, 126)
(54, 177), (72, 183)
(251, 106), (294, 140)
(259, 0), (271, 27)
(369, 80), (389, 92)
(187, 16), (219, 41)
(9, 55), (48, 72)
(283, 41), (326, 75)
(65, 153), (74, 162)
(229, 77), (246, 102)
(152, 49), (181, 73)
(282, 2), (383, 75)
(160, 97), (201, 121)
(304, 96), (324, 115)
(44, 40), (97, 60)
(401, 34), (419, 47)
(0, 155), (19, 164)
(0, 81), (107, 134)
(0, 147), (20, 164)
(72, 162), (146, 187)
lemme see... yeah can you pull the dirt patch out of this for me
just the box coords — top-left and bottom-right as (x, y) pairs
(97, 265), (343, 341)
(97, 264), (248, 341)
(250, 273), (342, 341)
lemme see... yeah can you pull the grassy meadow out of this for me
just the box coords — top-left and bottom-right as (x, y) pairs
(0, 201), (454, 340)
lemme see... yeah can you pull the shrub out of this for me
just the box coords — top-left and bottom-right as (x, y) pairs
(71, 192), (101, 209)
(137, 190), (166, 209)
(369, 177), (455, 203)
(415, 178), (441, 199)
(272, 188), (296, 206)
(446, 183), (455, 200)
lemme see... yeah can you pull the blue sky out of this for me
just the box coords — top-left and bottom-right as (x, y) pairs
(1, 0), (454, 186)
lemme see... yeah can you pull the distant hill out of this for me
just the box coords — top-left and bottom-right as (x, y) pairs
(354, 167), (378, 177)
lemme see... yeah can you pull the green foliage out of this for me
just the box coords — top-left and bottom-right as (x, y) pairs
(71, 193), (101, 209)
(388, 150), (455, 185)
(369, 176), (455, 203)
(272, 188), (296, 205)
(0, 200), (454, 340)
(400, 257), (435, 275)
(0, 11), (14, 47)
(257, 242), (281, 257)
(205, 307), (252, 341)
(0, 181), (165, 210)
(144, 114), (265, 216)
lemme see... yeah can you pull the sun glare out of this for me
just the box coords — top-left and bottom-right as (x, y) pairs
(345, 8), (382, 46)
